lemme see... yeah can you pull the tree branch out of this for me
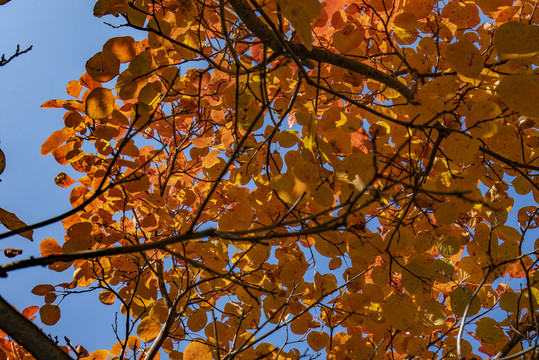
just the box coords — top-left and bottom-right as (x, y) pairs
(0, 44), (32, 67)
(227, 0), (415, 101)
(0, 295), (73, 360)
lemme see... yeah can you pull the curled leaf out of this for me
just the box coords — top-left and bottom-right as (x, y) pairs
(3, 248), (22, 258)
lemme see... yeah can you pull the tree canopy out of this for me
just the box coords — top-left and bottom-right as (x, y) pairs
(2, 0), (539, 359)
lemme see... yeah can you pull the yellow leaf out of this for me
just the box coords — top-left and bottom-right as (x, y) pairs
(465, 101), (503, 138)
(443, 132), (480, 165)
(434, 202), (460, 225)
(274, 0), (321, 50)
(128, 51), (155, 77)
(494, 21), (539, 61)
(39, 304), (61, 326)
(382, 294), (417, 329)
(437, 235), (460, 257)
(512, 175), (533, 195)
(137, 316), (161, 342)
(444, 39), (483, 80)
(393, 12), (418, 45)
(183, 341), (212, 360)
(85, 87), (115, 120)
(449, 287), (481, 317)
(417, 300), (446, 327)
(476, 317), (504, 344)
(0, 207), (33, 240)
(497, 75), (539, 118)
(98, 290), (116, 305)
(41, 99), (65, 108)
(499, 291), (520, 313)
(475, 0), (513, 18)
(458, 256), (486, 285)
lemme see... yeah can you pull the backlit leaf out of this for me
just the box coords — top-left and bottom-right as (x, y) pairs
(137, 316), (161, 342)
(0, 207), (33, 240)
(103, 36), (137, 63)
(496, 75), (539, 118)
(449, 287), (481, 317)
(476, 317), (504, 344)
(86, 50), (120, 83)
(494, 21), (539, 61)
(187, 309), (207, 332)
(417, 300), (446, 328)
(40, 238), (63, 256)
(98, 290), (116, 305)
(85, 349), (109, 360)
(41, 128), (70, 156)
(85, 87), (115, 119)
(307, 331), (329, 351)
(444, 39), (483, 80)
(183, 341), (212, 360)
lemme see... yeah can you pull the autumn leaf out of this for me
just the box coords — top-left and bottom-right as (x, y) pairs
(183, 341), (212, 360)
(0, 148), (5, 175)
(274, 0), (321, 50)
(136, 317), (161, 342)
(39, 304), (61, 326)
(3, 248), (22, 258)
(85, 87), (115, 119)
(0, 207), (33, 240)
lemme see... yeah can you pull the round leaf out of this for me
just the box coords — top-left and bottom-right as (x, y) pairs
(85, 87), (115, 120)
(39, 304), (61, 326)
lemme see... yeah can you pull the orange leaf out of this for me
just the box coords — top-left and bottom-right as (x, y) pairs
(183, 342), (212, 360)
(98, 290), (116, 305)
(40, 238), (63, 257)
(85, 51), (120, 83)
(86, 349), (109, 360)
(22, 306), (39, 320)
(41, 128), (70, 156)
(41, 99), (65, 108)
(66, 80), (83, 99)
(54, 172), (75, 188)
(103, 36), (137, 63)
(0, 207), (33, 240)
(136, 316), (161, 342)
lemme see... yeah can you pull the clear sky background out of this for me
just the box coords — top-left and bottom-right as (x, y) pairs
(0, 0), (142, 351)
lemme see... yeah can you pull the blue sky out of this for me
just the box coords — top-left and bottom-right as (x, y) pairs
(0, 0), (141, 351)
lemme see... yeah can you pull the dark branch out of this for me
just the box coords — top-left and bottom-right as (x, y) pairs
(0, 44), (32, 67)
(0, 295), (73, 360)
